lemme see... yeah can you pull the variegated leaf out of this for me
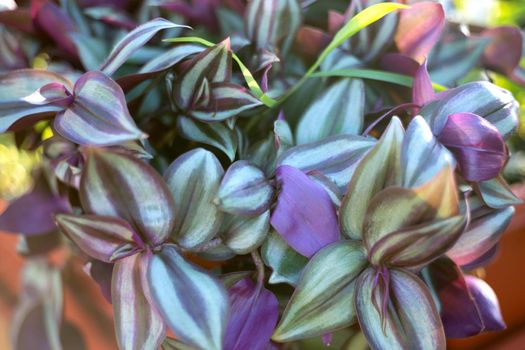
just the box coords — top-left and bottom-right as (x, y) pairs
(448, 196), (514, 267)
(190, 82), (263, 121)
(245, 0), (301, 54)
(296, 79), (364, 144)
(80, 149), (176, 246)
(99, 18), (189, 75)
(277, 134), (376, 191)
(173, 38), (231, 110)
(54, 71), (146, 146)
(261, 231), (308, 286)
(56, 214), (143, 263)
(112, 252), (166, 350)
(364, 166), (459, 247)
(148, 245), (228, 350)
(340, 117), (404, 239)
(475, 175), (522, 209)
(420, 81), (519, 139)
(356, 268), (445, 350)
(177, 116), (237, 161)
(164, 148), (224, 249)
(216, 160), (273, 216)
(429, 36), (490, 86)
(220, 211), (270, 254)
(402, 116), (455, 187)
(0, 69), (73, 132)
(272, 241), (367, 342)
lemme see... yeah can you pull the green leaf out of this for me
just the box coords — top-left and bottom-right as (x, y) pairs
(220, 211), (270, 254)
(261, 231), (308, 286)
(281, 3), (409, 101)
(296, 79), (365, 144)
(272, 241), (367, 342)
(164, 148), (224, 249)
(340, 117), (404, 240)
(311, 68), (448, 91)
(177, 116), (237, 161)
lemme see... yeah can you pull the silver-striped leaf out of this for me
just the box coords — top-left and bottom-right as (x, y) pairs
(164, 148), (224, 249)
(340, 117), (404, 240)
(272, 241), (367, 342)
(296, 79), (365, 144)
(112, 252), (166, 350)
(99, 18), (189, 75)
(54, 71), (146, 146)
(216, 160), (273, 216)
(220, 211), (270, 254)
(356, 268), (445, 350)
(276, 134), (375, 191)
(80, 149), (176, 246)
(148, 245), (229, 350)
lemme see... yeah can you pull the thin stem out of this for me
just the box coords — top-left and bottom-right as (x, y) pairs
(251, 250), (265, 288)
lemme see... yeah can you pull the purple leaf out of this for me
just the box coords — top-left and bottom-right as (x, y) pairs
(224, 277), (279, 350)
(270, 165), (339, 258)
(56, 214), (144, 262)
(0, 69), (73, 133)
(425, 257), (505, 338)
(437, 112), (508, 182)
(380, 53), (419, 76)
(0, 174), (71, 235)
(412, 61), (435, 106)
(464, 275), (506, 332)
(482, 26), (523, 75)
(85, 260), (113, 303)
(356, 267), (445, 349)
(112, 252), (166, 350)
(395, 2), (445, 62)
(54, 71), (146, 146)
(31, 0), (79, 60)
(420, 81), (519, 140)
(99, 18), (190, 76)
(80, 149), (176, 247)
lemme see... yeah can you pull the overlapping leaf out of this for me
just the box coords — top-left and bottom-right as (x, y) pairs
(340, 117), (404, 239)
(272, 241), (367, 342)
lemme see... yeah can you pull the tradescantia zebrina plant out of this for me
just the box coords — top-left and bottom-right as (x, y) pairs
(0, 0), (523, 349)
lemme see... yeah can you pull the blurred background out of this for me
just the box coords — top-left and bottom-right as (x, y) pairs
(2, 0), (525, 349)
